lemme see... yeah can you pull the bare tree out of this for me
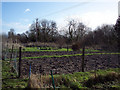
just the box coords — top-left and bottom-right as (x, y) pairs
(75, 22), (88, 42)
(66, 19), (89, 44)
(67, 19), (77, 43)
(29, 18), (58, 43)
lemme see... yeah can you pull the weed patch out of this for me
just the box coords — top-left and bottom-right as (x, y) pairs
(27, 68), (120, 89)
(84, 72), (120, 89)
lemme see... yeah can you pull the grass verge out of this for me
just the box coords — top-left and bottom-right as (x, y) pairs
(5, 52), (120, 61)
(2, 60), (120, 89)
(2, 60), (28, 89)
(27, 68), (120, 89)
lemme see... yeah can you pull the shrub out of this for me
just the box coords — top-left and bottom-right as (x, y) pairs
(71, 43), (80, 51)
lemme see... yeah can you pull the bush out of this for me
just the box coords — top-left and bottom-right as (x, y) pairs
(72, 43), (80, 51)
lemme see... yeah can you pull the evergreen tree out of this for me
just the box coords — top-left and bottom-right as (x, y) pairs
(115, 16), (120, 52)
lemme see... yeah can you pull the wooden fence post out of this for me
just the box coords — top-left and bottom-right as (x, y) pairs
(67, 44), (68, 52)
(94, 59), (97, 78)
(81, 46), (85, 72)
(18, 47), (22, 78)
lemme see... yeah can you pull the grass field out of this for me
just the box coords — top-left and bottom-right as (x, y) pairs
(2, 60), (120, 89)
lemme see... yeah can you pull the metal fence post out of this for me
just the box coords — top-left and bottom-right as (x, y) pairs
(18, 47), (22, 78)
(51, 70), (55, 90)
(29, 63), (31, 79)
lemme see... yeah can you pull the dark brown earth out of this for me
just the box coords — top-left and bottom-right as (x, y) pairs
(21, 50), (102, 57)
(5, 49), (102, 59)
(20, 54), (120, 77)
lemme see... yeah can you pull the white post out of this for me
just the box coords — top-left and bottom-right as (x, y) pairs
(118, 1), (120, 17)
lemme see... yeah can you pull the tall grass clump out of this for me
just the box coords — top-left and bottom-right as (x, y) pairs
(84, 72), (120, 88)
(27, 74), (77, 89)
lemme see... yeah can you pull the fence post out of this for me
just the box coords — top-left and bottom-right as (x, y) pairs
(94, 59), (97, 78)
(51, 70), (55, 90)
(18, 47), (22, 78)
(67, 44), (68, 52)
(29, 63), (31, 79)
(81, 46), (85, 72)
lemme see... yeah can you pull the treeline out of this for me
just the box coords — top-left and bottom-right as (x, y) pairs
(7, 17), (120, 51)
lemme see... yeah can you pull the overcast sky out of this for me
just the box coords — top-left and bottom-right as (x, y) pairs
(1, 0), (120, 34)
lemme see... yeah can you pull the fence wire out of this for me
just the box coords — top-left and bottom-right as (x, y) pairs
(4, 47), (18, 75)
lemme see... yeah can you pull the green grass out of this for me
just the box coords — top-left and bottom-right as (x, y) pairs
(5, 52), (120, 61)
(83, 69), (120, 89)
(2, 60), (28, 89)
(22, 47), (73, 52)
(58, 68), (120, 89)
(5, 47), (73, 52)
(2, 61), (17, 79)
(80, 48), (100, 52)
(8, 47), (99, 52)
(4, 46), (115, 54)
(2, 60), (120, 89)
(2, 79), (28, 88)
(28, 68), (120, 89)
(23, 47), (101, 52)
(60, 68), (120, 89)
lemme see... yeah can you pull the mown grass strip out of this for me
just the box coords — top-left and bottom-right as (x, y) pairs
(5, 52), (120, 61)
(85, 53), (120, 56)
(22, 48), (100, 52)
(22, 47), (73, 52)
(22, 52), (120, 59)
(6, 47), (101, 53)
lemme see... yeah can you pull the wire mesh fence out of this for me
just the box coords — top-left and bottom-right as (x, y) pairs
(3, 45), (19, 76)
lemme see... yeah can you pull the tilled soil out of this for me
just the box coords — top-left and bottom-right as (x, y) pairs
(21, 54), (120, 77)
(5, 50), (102, 59)
(21, 51), (102, 57)
(21, 51), (82, 57)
